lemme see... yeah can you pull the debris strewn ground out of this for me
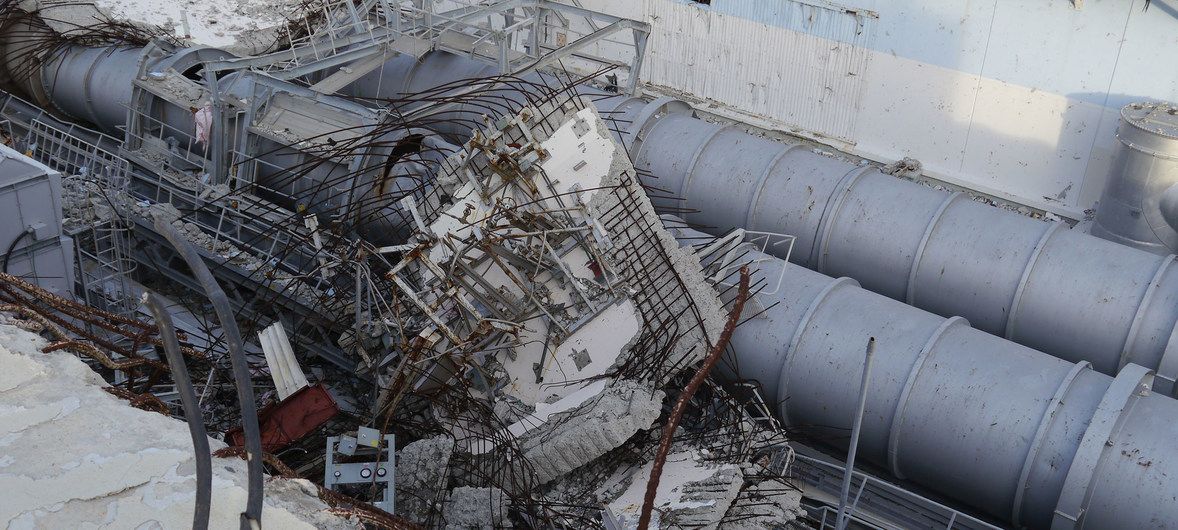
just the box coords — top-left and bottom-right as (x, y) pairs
(22, 0), (306, 53)
(0, 322), (359, 529)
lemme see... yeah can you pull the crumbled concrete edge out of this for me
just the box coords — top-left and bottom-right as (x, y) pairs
(521, 380), (664, 484)
(443, 486), (511, 529)
(719, 475), (805, 530)
(583, 108), (729, 376)
(395, 435), (455, 524)
(663, 465), (745, 528)
(0, 321), (359, 529)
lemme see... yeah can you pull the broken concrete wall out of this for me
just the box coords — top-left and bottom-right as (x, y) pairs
(520, 380), (664, 484)
(442, 486), (510, 529)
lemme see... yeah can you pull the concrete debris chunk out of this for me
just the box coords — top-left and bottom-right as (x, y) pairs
(442, 486), (510, 529)
(395, 435), (455, 522)
(521, 380), (664, 484)
(607, 451), (743, 529)
(719, 477), (805, 529)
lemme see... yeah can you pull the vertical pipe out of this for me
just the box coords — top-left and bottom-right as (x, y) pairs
(152, 216), (264, 529)
(144, 292), (211, 530)
(835, 337), (875, 530)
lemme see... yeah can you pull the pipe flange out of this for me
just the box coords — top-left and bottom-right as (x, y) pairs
(1050, 364), (1153, 529)
(623, 96), (692, 161)
(812, 166), (874, 272)
(776, 276), (859, 426)
(1011, 360), (1092, 527)
(1005, 222), (1064, 340)
(1117, 255), (1175, 372)
(1154, 322), (1178, 397)
(905, 191), (966, 305)
(886, 316), (968, 480)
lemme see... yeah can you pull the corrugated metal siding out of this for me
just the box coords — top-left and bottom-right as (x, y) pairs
(643, 0), (875, 142)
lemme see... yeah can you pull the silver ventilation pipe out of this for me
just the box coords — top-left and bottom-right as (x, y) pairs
(665, 219), (1178, 530)
(1091, 101), (1178, 255)
(347, 51), (1178, 396)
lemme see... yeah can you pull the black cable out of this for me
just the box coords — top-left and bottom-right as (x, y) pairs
(143, 291), (211, 530)
(1, 229), (31, 274)
(152, 217), (263, 530)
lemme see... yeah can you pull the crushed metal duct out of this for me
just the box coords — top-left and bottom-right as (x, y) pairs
(666, 218), (1178, 529)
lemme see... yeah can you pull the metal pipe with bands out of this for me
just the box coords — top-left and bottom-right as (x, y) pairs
(633, 105), (1178, 396)
(345, 51), (1178, 395)
(666, 221), (1178, 529)
(0, 39), (457, 243)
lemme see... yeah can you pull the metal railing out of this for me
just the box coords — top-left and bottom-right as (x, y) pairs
(23, 119), (139, 318)
(791, 453), (1002, 530)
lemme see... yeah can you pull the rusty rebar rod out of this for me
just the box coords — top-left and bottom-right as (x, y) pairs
(637, 266), (750, 530)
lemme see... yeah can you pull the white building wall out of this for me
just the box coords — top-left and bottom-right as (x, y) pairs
(570, 0), (1178, 219)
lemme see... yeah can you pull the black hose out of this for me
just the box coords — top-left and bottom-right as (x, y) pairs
(152, 217), (264, 530)
(1, 229), (31, 273)
(143, 292), (211, 530)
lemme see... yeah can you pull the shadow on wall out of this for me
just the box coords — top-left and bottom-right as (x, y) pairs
(1065, 92), (1176, 215)
(854, 0), (1178, 217)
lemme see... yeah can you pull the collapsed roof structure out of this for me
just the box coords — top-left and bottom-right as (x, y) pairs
(0, 1), (1177, 529)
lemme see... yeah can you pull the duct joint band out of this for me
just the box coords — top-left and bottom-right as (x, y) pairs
(1050, 364), (1153, 530)
(886, 316), (968, 479)
(1154, 322), (1178, 397)
(81, 47), (118, 128)
(1005, 222), (1064, 340)
(745, 144), (804, 232)
(777, 276), (858, 424)
(813, 167), (874, 272)
(676, 125), (734, 214)
(1011, 360), (1092, 527)
(905, 191), (965, 305)
(623, 96), (691, 158)
(1118, 255), (1176, 371)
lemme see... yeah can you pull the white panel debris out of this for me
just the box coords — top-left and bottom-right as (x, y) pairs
(259, 321), (310, 401)
(0, 323), (358, 529)
(388, 97), (725, 421)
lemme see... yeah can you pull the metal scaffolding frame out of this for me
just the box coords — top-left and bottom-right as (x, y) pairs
(204, 0), (649, 95)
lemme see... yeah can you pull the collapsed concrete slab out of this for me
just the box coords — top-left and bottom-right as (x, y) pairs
(520, 380), (664, 485)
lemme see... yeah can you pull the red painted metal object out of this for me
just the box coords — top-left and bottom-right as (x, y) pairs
(227, 383), (339, 452)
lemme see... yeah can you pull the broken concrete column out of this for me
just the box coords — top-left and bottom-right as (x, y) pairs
(521, 380), (664, 484)
(395, 435), (455, 523)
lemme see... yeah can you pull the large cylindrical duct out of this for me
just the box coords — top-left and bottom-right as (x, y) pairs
(666, 220), (1178, 529)
(0, 36), (457, 244)
(630, 102), (1178, 396)
(1092, 101), (1178, 255)
(345, 51), (1178, 397)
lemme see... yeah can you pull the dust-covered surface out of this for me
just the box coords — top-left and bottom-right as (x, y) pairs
(21, 0), (307, 53)
(0, 322), (360, 529)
